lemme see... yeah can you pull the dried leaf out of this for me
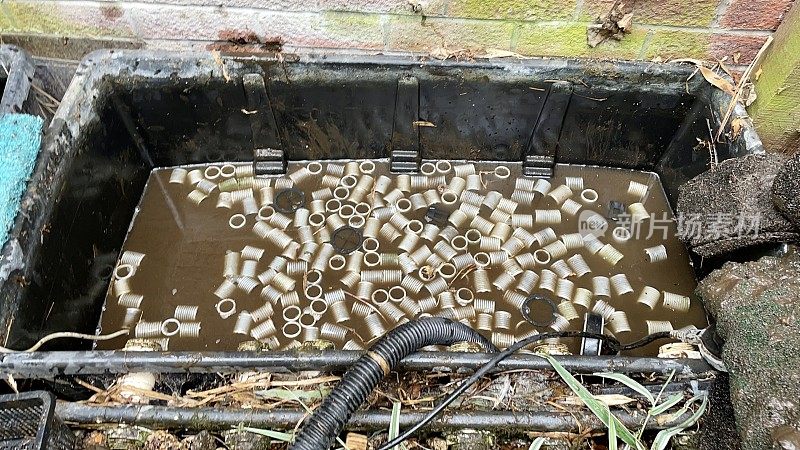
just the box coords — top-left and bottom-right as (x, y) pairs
(733, 52), (742, 64)
(211, 51), (231, 82)
(618, 12), (634, 30)
(698, 66), (736, 96)
(742, 82), (758, 106)
(413, 120), (436, 128)
(255, 388), (329, 401)
(669, 58), (705, 65)
(430, 47), (450, 60)
(563, 394), (637, 407)
(479, 48), (529, 59)
(587, 27), (607, 48)
(755, 66), (764, 81)
(5, 374), (18, 393)
(718, 61), (739, 84)
(586, 2), (634, 48)
(731, 117), (746, 140)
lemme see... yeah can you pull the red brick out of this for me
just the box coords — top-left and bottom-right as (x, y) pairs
(582, 0), (719, 27)
(720, 0), (794, 30)
(709, 34), (770, 65)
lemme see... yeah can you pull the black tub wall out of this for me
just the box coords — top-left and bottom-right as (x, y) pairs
(4, 74), (257, 349)
(4, 89), (147, 348)
(1, 52), (756, 349)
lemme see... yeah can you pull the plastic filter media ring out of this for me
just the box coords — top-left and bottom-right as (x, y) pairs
(114, 264), (135, 280)
(228, 214), (247, 229)
(161, 318), (181, 337)
(216, 298), (237, 319)
(494, 166), (511, 179)
(580, 189), (598, 204)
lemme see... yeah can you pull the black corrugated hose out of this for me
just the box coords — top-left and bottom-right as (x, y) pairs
(289, 317), (497, 450)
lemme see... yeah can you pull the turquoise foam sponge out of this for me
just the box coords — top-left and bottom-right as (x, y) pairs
(0, 113), (43, 248)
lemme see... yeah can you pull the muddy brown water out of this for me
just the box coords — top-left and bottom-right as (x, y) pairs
(97, 161), (706, 356)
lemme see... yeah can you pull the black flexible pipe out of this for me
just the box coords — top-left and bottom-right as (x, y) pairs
(289, 317), (497, 450)
(378, 330), (673, 450)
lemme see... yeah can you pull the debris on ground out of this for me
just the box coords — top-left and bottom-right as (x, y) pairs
(143, 430), (183, 450)
(206, 29), (284, 54)
(696, 253), (800, 450)
(587, 1), (634, 48)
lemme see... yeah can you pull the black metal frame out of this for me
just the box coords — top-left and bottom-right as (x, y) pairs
(55, 403), (694, 432)
(0, 350), (714, 378)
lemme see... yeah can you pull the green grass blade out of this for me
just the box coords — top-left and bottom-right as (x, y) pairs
(241, 427), (294, 443)
(389, 401), (407, 450)
(528, 437), (547, 450)
(607, 405), (618, 450)
(650, 393), (685, 416)
(256, 388), (329, 401)
(650, 395), (708, 450)
(637, 370), (677, 440)
(593, 372), (655, 404)
(538, 354), (645, 450)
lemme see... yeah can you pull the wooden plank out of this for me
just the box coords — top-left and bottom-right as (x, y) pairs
(750, 4), (800, 153)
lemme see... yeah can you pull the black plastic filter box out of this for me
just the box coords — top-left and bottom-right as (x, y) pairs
(0, 50), (762, 356)
(0, 391), (75, 449)
(0, 44), (35, 115)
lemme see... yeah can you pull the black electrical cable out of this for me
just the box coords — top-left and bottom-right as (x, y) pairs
(377, 330), (673, 450)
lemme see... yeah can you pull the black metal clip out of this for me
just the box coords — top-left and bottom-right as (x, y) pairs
(523, 81), (573, 177)
(390, 76), (420, 173)
(242, 73), (286, 175)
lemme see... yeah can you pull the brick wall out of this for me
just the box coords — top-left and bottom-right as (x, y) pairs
(0, 0), (794, 65)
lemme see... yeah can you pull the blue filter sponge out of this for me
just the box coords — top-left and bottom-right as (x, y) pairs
(0, 113), (44, 248)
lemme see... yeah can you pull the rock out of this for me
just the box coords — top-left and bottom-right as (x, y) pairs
(183, 431), (217, 450)
(81, 431), (109, 450)
(696, 253), (800, 450)
(677, 153), (799, 258)
(772, 152), (800, 228)
(144, 430), (186, 450)
(222, 429), (271, 450)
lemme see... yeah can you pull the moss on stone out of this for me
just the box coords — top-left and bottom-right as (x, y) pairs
(447, 0), (575, 21)
(696, 254), (800, 450)
(515, 22), (646, 59)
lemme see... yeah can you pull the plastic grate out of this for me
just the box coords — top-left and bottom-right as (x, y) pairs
(0, 392), (75, 450)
